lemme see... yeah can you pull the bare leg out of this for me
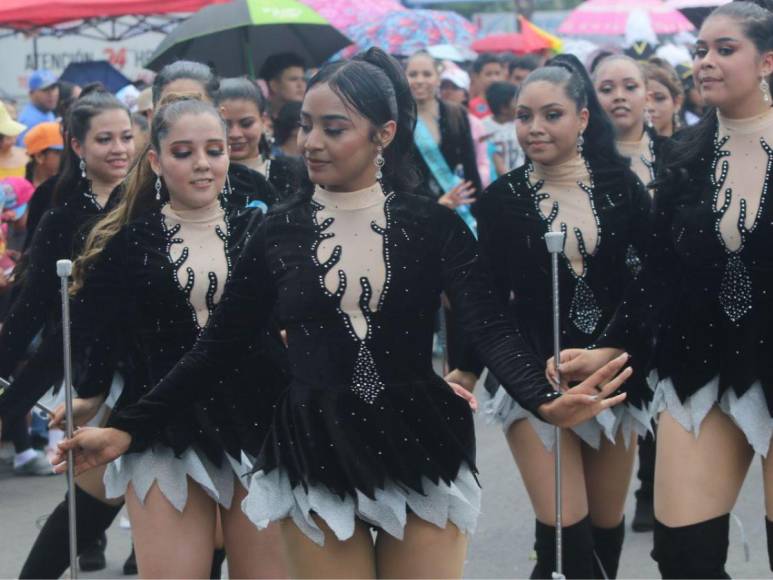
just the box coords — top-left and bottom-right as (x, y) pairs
(655, 408), (753, 526)
(279, 515), (376, 579)
(221, 482), (288, 578)
(375, 513), (468, 579)
(583, 432), (637, 528)
(125, 479), (217, 579)
(506, 419), (589, 525)
(75, 463), (124, 506)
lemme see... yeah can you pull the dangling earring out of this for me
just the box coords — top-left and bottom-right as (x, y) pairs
(576, 134), (585, 155)
(645, 109), (654, 128)
(154, 175), (162, 201)
(374, 145), (385, 181)
(761, 77), (771, 104)
(79, 158), (86, 179)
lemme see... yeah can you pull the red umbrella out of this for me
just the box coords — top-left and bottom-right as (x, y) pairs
(472, 32), (551, 55)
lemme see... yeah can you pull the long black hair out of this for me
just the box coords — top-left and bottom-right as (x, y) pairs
(152, 60), (220, 106)
(215, 77), (271, 157)
(656, 0), (773, 191)
(53, 86), (130, 206)
(519, 53), (628, 170)
(304, 47), (419, 194)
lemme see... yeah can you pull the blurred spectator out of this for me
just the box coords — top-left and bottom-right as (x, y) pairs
(54, 80), (82, 119)
(260, 52), (307, 118)
(645, 58), (684, 137)
(468, 53), (504, 119)
(440, 65), (470, 106)
(131, 112), (150, 159)
(482, 82), (523, 178)
(23, 122), (63, 186)
(0, 176), (34, 246)
(0, 102), (28, 179)
(271, 100), (302, 158)
(17, 70), (59, 145)
(136, 87), (153, 121)
(676, 62), (704, 126)
(507, 55), (539, 87)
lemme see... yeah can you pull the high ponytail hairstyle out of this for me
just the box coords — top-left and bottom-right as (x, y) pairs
(656, 0), (773, 192)
(53, 86), (130, 206)
(519, 53), (628, 170)
(305, 47), (419, 194)
(152, 60), (220, 106)
(72, 95), (226, 293)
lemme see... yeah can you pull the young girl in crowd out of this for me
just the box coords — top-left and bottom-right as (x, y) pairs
(56, 96), (288, 578)
(448, 54), (652, 578)
(54, 48), (631, 579)
(593, 55), (660, 188)
(645, 58), (685, 138)
(0, 89), (134, 578)
(551, 2), (773, 576)
(215, 77), (302, 206)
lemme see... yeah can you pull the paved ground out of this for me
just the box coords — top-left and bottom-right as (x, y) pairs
(1, 410), (769, 578)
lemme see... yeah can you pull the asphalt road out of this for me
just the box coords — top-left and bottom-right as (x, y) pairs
(1, 410), (769, 579)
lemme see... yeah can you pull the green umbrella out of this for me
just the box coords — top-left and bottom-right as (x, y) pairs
(146, 0), (352, 78)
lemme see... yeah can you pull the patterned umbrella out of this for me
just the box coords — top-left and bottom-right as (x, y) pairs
(301, 0), (402, 33)
(339, 9), (478, 58)
(558, 0), (694, 36)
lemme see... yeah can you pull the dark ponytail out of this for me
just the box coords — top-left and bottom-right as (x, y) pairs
(305, 47), (419, 194)
(520, 53), (628, 170)
(215, 77), (271, 157)
(656, 0), (773, 192)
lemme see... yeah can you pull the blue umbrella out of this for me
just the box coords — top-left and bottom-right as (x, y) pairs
(59, 61), (132, 94)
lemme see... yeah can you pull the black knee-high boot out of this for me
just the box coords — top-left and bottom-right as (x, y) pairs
(592, 519), (625, 579)
(210, 548), (226, 579)
(766, 518), (773, 572)
(652, 515), (731, 579)
(531, 516), (595, 579)
(19, 486), (123, 579)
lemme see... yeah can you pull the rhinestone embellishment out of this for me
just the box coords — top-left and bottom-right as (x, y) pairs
(625, 244), (642, 278)
(351, 342), (386, 404)
(569, 277), (603, 335)
(719, 254), (752, 323)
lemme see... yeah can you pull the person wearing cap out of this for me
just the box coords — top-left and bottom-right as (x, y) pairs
(23, 121), (63, 187)
(440, 66), (470, 106)
(0, 101), (28, 180)
(17, 70), (59, 146)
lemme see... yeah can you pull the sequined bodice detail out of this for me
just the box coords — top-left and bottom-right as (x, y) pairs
(617, 133), (655, 189)
(530, 157), (598, 276)
(311, 184), (392, 404)
(713, 109), (773, 253)
(161, 201), (229, 329)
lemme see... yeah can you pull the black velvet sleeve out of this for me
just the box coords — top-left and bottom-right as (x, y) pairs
(0, 209), (70, 379)
(68, 229), (131, 400)
(437, 205), (558, 414)
(108, 222), (278, 446)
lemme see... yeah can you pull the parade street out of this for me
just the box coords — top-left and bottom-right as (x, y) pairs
(2, 409), (768, 579)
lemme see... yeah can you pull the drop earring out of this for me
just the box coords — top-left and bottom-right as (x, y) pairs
(374, 145), (385, 181)
(761, 78), (771, 104)
(79, 158), (86, 179)
(155, 175), (162, 201)
(576, 134), (585, 155)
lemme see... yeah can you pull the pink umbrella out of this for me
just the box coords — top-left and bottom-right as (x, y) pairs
(558, 0), (694, 36)
(301, 0), (402, 32)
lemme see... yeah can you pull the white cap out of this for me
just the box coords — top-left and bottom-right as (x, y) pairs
(440, 67), (470, 91)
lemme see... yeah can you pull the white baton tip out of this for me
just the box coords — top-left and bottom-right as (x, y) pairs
(544, 231), (565, 254)
(56, 259), (73, 277)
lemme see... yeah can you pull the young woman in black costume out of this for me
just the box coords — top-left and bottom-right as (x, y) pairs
(549, 2), (773, 576)
(447, 55), (652, 579)
(53, 48), (632, 579)
(0, 89), (134, 577)
(216, 77), (303, 207)
(56, 96), (288, 578)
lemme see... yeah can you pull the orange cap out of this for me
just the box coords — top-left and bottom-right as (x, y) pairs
(24, 122), (64, 155)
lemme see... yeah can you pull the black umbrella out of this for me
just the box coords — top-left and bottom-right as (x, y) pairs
(145, 0), (352, 78)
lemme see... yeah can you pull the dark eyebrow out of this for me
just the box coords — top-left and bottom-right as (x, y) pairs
(696, 37), (739, 45)
(169, 139), (225, 145)
(300, 111), (351, 122)
(540, 103), (565, 110)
